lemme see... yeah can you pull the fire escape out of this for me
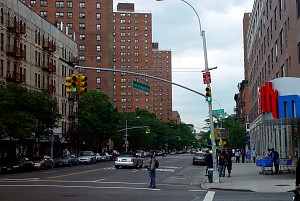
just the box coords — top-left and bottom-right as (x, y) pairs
(42, 38), (57, 94)
(6, 17), (26, 83)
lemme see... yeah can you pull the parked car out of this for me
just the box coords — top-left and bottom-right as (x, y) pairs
(170, 149), (178, 155)
(153, 150), (163, 156)
(135, 150), (146, 158)
(106, 150), (119, 161)
(1, 157), (34, 173)
(96, 152), (110, 162)
(115, 152), (143, 169)
(32, 155), (54, 169)
(55, 155), (79, 167)
(78, 151), (96, 164)
(193, 152), (206, 165)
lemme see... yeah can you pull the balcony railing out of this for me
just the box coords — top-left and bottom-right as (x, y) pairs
(6, 45), (26, 59)
(42, 84), (56, 94)
(6, 71), (25, 82)
(42, 41), (56, 52)
(42, 62), (56, 73)
(7, 21), (26, 34)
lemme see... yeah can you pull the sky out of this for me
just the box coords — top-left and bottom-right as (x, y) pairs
(113, 0), (254, 132)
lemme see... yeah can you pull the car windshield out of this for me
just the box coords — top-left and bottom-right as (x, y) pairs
(195, 152), (204, 157)
(61, 155), (69, 159)
(100, 153), (107, 156)
(32, 156), (43, 161)
(80, 151), (93, 156)
(119, 153), (136, 157)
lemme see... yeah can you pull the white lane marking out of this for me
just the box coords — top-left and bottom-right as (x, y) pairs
(93, 179), (106, 182)
(0, 184), (161, 191)
(188, 189), (207, 192)
(203, 191), (215, 201)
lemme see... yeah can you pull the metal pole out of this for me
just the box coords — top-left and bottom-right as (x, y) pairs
(125, 120), (128, 152)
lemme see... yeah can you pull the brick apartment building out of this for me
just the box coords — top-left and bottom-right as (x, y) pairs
(26, 0), (173, 121)
(242, 0), (300, 158)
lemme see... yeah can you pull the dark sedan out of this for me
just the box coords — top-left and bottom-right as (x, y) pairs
(55, 155), (79, 167)
(1, 157), (34, 174)
(193, 152), (206, 165)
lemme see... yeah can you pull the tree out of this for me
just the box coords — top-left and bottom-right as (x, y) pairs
(76, 89), (119, 151)
(223, 116), (248, 149)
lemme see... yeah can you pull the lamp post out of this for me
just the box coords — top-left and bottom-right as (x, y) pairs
(156, 0), (219, 183)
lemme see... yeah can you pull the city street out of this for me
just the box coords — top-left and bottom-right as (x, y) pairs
(0, 154), (294, 201)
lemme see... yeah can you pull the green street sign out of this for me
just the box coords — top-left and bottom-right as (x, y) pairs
(39, 135), (49, 142)
(213, 109), (224, 115)
(132, 80), (150, 93)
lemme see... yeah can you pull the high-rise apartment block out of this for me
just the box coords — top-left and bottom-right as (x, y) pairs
(26, 1), (173, 121)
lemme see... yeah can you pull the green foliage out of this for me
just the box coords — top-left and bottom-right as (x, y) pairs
(223, 116), (248, 149)
(0, 84), (61, 140)
(77, 89), (119, 150)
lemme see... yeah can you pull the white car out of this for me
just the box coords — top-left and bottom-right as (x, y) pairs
(115, 152), (143, 169)
(78, 151), (96, 164)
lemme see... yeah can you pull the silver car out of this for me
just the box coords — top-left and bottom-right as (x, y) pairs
(115, 152), (143, 169)
(78, 151), (96, 164)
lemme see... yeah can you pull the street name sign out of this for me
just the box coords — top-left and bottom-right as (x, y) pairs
(132, 80), (150, 93)
(213, 109), (224, 115)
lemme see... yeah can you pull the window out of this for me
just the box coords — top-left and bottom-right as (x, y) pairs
(67, 23), (73, 29)
(79, 13), (85, 19)
(55, 12), (64, 18)
(79, 45), (85, 51)
(67, 12), (73, 18)
(96, 24), (101, 30)
(298, 42), (300, 63)
(96, 2), (101, 9)
(96, 78), (101, 84)
(67, 1), (73, 8)
(96, 56), (101, 62)
(40, 11), (47, 18)
(96, 45), (101, 51)
(79, 34), (85, 40)
(79, 23), (85, 30)
(55, 1), (64, 7)
(79, 2), (85, 8)
(30, 0), (36, 6)
(0, 59), (3, 76)
(79, 56), (85, 61)
(40, 0), (47, 6)
(297, 0), (300, 18)
(96, 13), (101, 20)
(96, 34), (101, 41)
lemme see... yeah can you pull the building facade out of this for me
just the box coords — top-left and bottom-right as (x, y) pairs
(244, 0), (300, 158)
(0, 0), (78, 157)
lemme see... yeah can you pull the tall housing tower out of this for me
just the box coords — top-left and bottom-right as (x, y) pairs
(26, 0), (114, 98)
(113, 3), (153, 112)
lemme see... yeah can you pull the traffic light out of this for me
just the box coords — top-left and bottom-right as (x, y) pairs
(78, 74), (87, 94)
(66, 74), (78, 94)
(146, 127), (150, 134)
(205, 86), (212, 102)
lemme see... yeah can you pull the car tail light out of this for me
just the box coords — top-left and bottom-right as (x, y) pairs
(115, 157), (119, 161)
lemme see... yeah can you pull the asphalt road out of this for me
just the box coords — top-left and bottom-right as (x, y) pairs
(0, 154), (294, 201)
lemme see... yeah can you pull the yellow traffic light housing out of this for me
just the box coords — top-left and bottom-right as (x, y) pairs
(66, 74), (78, 94)
(146, 127), (150, 134)
(205, 86), (212, 102)
(78, 74), (88, 94)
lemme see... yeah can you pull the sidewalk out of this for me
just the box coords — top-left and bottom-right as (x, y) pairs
(201, 162), (296, 192)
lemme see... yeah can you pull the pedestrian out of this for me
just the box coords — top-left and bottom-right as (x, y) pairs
(270, 148), (279, 174)
(245, 150), (251, 163)
(218, 149), (226, 177)
(225, 148), (232, 177)
(235, 149), (241, 163)
(295, 157), (300, 200)
(205, 149), (213, 176)
(251, 148), (257, 163)
(241, 149), (245, 163)
(147, 150), (156, 188)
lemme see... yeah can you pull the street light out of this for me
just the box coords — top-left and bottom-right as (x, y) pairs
(156, 0), (219, 183)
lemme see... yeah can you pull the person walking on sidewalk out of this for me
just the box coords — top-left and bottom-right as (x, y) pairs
(235, 149), (241, 163)
(146, 151), (157, 188)
(225, 148), (232, 177)
(205, 149), (213, 176)
(251, 148), (257, 163)
(246, 150), (251, 163)
(218, 149), (226, 177)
